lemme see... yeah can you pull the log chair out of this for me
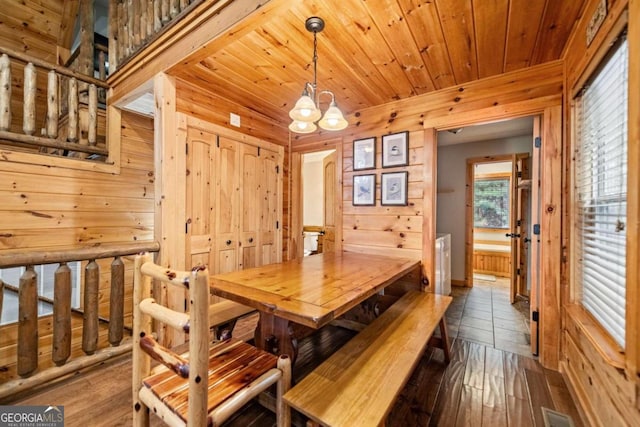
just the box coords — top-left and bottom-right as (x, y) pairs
(132, 253), (291, 427)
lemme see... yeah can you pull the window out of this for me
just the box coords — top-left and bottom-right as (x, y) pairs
(573, 35), (628, 348)
(474, 177), (510, 229)
(0, 263), (82, 326)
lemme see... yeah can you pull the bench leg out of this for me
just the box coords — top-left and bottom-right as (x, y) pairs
(439, 318), (451, 363)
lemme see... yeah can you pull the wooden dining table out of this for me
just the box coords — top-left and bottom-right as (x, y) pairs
(209, 251), (421, 362)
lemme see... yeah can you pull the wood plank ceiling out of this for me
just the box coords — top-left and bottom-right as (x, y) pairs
(169, 0), (587, 129)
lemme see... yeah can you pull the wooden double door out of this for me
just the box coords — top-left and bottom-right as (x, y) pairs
(185, 127), (282, 275)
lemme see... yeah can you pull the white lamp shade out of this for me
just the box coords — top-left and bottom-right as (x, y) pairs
(289, 95), (321, 122)
(318, 103), (348, 131)
(289, 120), (317, 134)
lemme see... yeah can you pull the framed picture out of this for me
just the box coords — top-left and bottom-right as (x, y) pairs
(353, 174), (376, 206)
(353, 137), (376, 170)
(381, 171), (408, 206)
(381, 131), (409, 168)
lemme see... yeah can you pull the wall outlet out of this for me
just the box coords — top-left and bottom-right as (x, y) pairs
(230, 113), (241, 127)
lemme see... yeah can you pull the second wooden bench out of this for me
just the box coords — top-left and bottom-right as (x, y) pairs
(283, 290), (452, 427)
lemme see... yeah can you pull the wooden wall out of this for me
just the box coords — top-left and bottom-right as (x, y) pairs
(0, 110), (155, 382)
(174, 78), (288, 148)
(473, 250), (510, 278)
(293, 60), (563, 287)
(560, 0), (640, 425)
(0, 1), (71, 64)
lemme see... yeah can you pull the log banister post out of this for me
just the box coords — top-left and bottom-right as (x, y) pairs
(18, 266), (38, 378)
(68, 77), (78, 143)
(109, 256), (125, 346)
(23, 63), (36, 135)
(82, 259), (100, 355)
(0, 53), (11, 131)
(46, 70), (58, 139)
(53, 263), (72, 366)
(88, 84), (97, 147)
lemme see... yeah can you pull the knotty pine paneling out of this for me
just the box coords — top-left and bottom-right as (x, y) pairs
(341, 129), (425, 256)
(560, 1), (640, 426)
(175, 77), (288, 147)
(293, 60), (563, 279)
(0, 0), (63, 64)
(0, 111), (154, 251)
(0, 110), (154, 383)
(473, 250), (511, 277)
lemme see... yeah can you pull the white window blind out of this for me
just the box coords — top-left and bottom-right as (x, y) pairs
(574, 36), (628, 348)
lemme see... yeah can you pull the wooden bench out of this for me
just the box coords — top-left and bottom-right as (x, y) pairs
(208, 299), (256, 340)
(283, 290), (452, 427)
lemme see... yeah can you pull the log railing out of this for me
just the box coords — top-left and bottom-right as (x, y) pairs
(0, 242), (160, 400)
(66, 42), (109, 105)
(110, 0), (202, 71)
(0, 46), (110, 160)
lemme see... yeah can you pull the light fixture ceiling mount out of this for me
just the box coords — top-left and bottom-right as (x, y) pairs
(289, 16), (348, 134)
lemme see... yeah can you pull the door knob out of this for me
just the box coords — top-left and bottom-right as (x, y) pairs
(248, 237), (254, 243)
(524, 237), (531, 243)
(505, 233), (521, 238)
(226, 240), (232, 246)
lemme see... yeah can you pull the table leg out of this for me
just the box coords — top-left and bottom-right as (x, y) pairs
(255, 312), (298, 363)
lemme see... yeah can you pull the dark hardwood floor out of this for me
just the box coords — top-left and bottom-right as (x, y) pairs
(6, 280), (583, 426)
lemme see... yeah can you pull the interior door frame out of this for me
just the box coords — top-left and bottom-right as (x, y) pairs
(464, 154), (518, 290)
(289, 139), (343, 260)
(428, 107), (562, 369)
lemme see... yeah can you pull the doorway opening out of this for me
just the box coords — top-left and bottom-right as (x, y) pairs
(302, 149), (336, 256)
(468, 154), (531, 303)
(436, 116), (540, 356)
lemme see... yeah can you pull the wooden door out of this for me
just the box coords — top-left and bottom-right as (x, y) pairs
(186, 128), (215, 270)
(510, 153), (531, 302)
(515, 154), (531, 297)
(323, 151), (337, 253)
(239, 144), (260, 270)
(509, 156), (519, 303)
(259, 148), (280, 265)
(214, 136), (240, 274)
(530, 116), (542, 356)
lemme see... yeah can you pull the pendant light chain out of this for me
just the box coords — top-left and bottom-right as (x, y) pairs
(312, 30), (318, 92)
(288, 16), (348, 133)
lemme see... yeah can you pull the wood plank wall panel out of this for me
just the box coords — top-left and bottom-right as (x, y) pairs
(341, 131), (424, 261)
(503, 0), (546, 72)
(473, 250), (510, 278)
(560, 0), (639, 425)
(0, 0), (64, 64)
(174, 78), (288, 147)
(473, 0), (508, 79)
(292, 62), (563, 287)
(0, 112), (155, 251)
(0, 110), (155, 383)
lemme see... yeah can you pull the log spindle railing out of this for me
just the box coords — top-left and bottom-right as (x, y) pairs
(17, 266), (38, 377)
(82, 260), (100, 355)
(0, 48), (109, 159)
(110, 0), (200, 72)
(0, 242), (160, 400)
(53, 263), (72, 366)
(109, 256), (125, 347)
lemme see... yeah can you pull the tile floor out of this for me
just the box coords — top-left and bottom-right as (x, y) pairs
(446, 276), (534, 357)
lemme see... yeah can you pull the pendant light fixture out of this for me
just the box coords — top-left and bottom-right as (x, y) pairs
(289, 17), (348, 134)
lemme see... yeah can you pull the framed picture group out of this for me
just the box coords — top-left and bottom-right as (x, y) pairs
(352, 131), (409, 207)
